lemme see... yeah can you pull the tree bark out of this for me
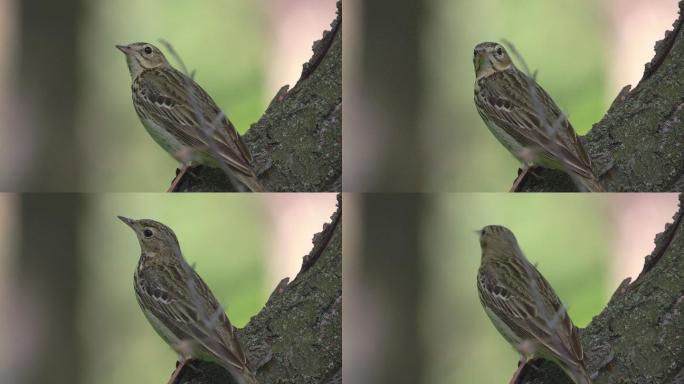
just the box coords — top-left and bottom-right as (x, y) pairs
(522, 194), (684, 383)
(175, 2), (342, 192)
(175, 195), (341, 383)
(518, 2), (684, 192)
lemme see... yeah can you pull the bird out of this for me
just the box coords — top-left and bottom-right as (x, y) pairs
(116, 42), (264, 192)
(118, 216), (259, 384)
(476, 225), (591, 384)
(473, 41), (604, 192)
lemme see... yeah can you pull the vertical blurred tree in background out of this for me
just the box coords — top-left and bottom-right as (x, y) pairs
(0, 0), (338, 191)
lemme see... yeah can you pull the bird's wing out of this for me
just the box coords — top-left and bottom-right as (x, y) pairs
(477, 257), (583, 365)
(135, 263), (249, 372)
(475, 69), (594, 179)
(133, 67), (254, 176)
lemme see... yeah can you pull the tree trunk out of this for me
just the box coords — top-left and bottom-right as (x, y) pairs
(176, 195), (342, 383)
(518, 2), (684, 192)
(18, 0), (83, 191)
(18, 195), (83, 384)
(522, 194), (684, 383)
(175, 2), (342, 192)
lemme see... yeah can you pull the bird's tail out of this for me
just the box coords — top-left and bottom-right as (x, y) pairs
(568, 168), (606, 192)
(563, 363), (592, 384)
(236, 172), (265, 192)
(233, 368), (259, 384)
(574, 173), (604, 192)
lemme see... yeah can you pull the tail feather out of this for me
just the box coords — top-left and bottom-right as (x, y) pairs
(574, 173), (604, 192)
(565, 364), (592, 384)
(236, 172), (264, 192)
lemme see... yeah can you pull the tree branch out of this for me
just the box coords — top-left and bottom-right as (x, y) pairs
(175, 195), (342, 383)
(518, 2), (684, 192)
(175, 2), (342, 192)
(522, 194), (684, 383)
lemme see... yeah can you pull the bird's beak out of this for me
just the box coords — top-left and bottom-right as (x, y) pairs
(473, 229), (483, 236)
(116, 44), (132, 54)
(117, 215), (135, 228)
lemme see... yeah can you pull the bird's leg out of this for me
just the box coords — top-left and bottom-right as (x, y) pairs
(509, 357), (529, 384)
(510, 164), (531, 192)
(168, 164), (191, 192)
(167, 358), (191, 384)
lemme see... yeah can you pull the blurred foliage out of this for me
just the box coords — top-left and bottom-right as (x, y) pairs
(422, 194), (611, 384)
(79, 194), (267, 384)
(79, 0), (268, 191)
(423, 0), (609, 191)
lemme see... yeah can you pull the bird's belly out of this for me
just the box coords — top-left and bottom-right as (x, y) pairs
(138, 301), (185, 353)
(139, 117), (191, 164)
(484, 121), (526, 162)
(483, 305), (524, 350)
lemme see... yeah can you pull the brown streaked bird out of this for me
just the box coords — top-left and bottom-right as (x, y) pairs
(116, 42), (264, 192)
(476, 225), (591, 384)
(473, 41), (604, 192)
(119, 216), (259, 384)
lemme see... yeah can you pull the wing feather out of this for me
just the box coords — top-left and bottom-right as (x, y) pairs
(477, 251), (583, 365)
(133, 67), (254, 176)
(474, 68), (594, 180)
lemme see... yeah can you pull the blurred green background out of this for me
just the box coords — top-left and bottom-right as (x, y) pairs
(424, 1), (602, 192)
(81, 195), (265, 383)
(344, 0), (678, 191)
(422, 0), (679, 191)
(0, 0), (337, 191)
(87, 0), (268, 191)
(423, 194), (609, 384)
(0, 193), (337, 384)
(344, 193), (679, 383)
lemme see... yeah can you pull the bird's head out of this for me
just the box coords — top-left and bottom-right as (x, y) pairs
(116, 42), (170, 79)
(118, 216), (180, 255)
(477, 225), (519, 256)
(473, 42), (513, 79)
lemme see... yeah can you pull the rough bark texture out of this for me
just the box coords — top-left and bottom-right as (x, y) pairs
(518, 2), (684, 192)
(522, 194), (684, 384)
(174, 195), (341, 384)
(175, 2), (341, 192)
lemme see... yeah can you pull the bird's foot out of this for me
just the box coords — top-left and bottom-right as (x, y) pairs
(168, 165), (191, 192)
(509, 358), (529, 384)
(167, 359), (189, 384)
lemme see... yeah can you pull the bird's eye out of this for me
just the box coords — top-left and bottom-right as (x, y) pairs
(473, 49), (477, 56)
(496, 47), (503, 56)
(144, 46), (152, 55)
(143, 229), (153, 238)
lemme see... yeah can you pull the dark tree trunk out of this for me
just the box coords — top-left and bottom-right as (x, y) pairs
(175, 2), (342, 192)
(522, 194), (684, 383)
(518, 2), (684, 192)
(18, 195), (83, 384)
(18, 0), (83, 191)
(177, 195), (342, 383)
